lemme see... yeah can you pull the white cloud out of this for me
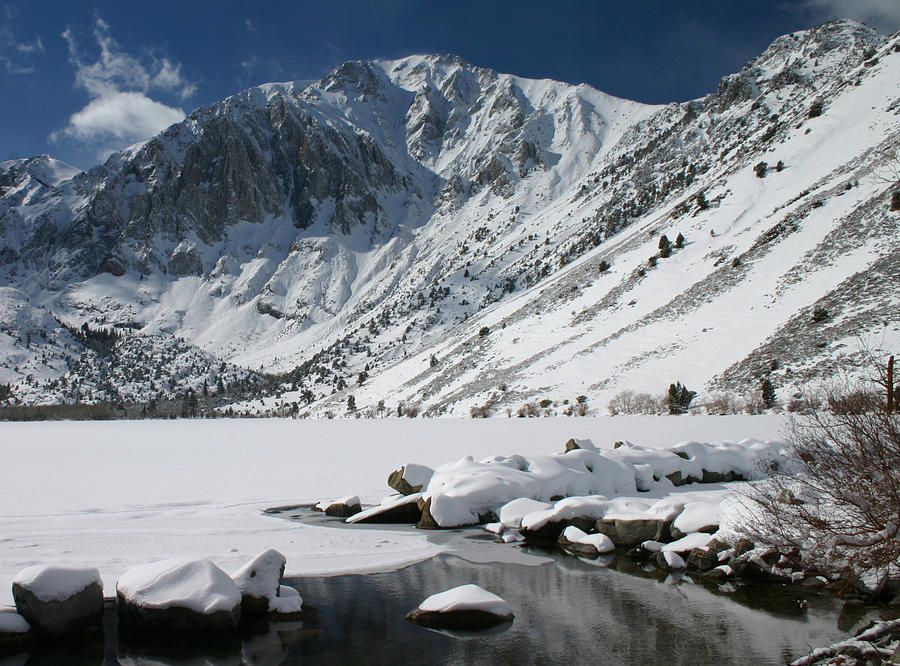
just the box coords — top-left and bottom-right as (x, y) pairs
(798, 0), (900, 33)
(50, 91), (185, 159)
(52, 17), (197, 160)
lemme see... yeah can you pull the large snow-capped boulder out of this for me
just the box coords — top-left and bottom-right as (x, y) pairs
(422, 450), (637, 529)
(405, 584), (514, 630)
(0, 609), (35, 655)
(116, 558), (242, 632)
(12, 565), (103, 637)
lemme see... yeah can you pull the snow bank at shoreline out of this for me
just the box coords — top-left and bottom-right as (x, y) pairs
(0, 415), (787, 606)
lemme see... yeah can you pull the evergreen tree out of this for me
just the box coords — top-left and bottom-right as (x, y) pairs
(667, 381), (697, 415)
(347, 395), (356, 412)
(674, 232), (685, 249)
(761, 378), (777, 408)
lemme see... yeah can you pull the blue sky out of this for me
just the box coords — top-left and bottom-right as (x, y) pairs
(2, 0), (898, 170)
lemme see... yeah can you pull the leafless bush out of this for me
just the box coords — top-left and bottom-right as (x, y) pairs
(517, 402), (540, 418)
(470, 403), (492, 418)
(704, 392), (745, 415)
(607, 390), (663, 415)
(402, 403), (420, 418)
(826, 390), (883, 415)
(786, 392), (822, 414)
(742, 358), (900, 583)
(742, 389), (768, 415)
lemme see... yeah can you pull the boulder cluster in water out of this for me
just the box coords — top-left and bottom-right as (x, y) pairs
(0, 549), (301, 658)
(332, 437), (897, 600)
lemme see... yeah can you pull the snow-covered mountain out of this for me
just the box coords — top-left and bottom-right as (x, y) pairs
(1, 20), (898, 416)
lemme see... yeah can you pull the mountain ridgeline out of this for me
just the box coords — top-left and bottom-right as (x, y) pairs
(1, 20), (898, 417)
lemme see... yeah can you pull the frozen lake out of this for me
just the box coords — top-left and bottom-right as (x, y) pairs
(0, 415), (877, 664)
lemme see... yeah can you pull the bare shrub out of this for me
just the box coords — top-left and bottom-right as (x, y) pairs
(470, 403), (492, 418)
(402, 403), (420, 418)
(786, 392), (822, 414)
(827, 390), (882, 415)
(704, 392), (745, 415)
(517, 402), (540, 418)
(607, 390), (663, 415)
(742, 361), (900, 584)
(743, 389), (767, 415)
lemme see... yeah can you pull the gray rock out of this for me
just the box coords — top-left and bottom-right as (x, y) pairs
(686, 548), (719, 571)
(12, 566), (103, 637)
(701, 567), (730, 582)
(801, 576), (827, 588)
(596, 518), (671, 546)
(729, 554), (790, 583)
(733, 537), (755, 556)
(405, 606), (513, 630)
(117, 594), (241, 634)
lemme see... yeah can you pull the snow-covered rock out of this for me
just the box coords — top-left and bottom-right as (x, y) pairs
(116, 558), (242, 632)
(0, 609), (35, 654)
(11, 565), (103, 636)
(670, 498), (722, 538)
(345, 492), (423, 524)
(414, 440), (783, 529)
(315, 495), (362, 517)
(423, 450), (635, 528)
(406, 584), (513, 630)
(498, 497), (553, 529)
(659, 551), (686, 570)
(558, 526), (615, 557)
(231, 549), (287, 617)
(387, 464), (434, 495)
(662, 532), (717, 554)
(268, 585), (303, 617)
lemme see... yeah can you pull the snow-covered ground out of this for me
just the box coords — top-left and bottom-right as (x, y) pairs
(0, 415), (786, 607)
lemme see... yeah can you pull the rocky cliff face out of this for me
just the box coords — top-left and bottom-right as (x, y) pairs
(1, 20), (898, 415)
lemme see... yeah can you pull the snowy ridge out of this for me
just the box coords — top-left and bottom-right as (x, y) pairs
(0, 20), (898, 413)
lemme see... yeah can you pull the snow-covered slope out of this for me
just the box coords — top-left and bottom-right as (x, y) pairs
(1, 20), (897, 414)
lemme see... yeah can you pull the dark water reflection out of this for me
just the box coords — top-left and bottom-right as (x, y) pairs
(285, 553), (860, 666)
(2, 553), (879, 666)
